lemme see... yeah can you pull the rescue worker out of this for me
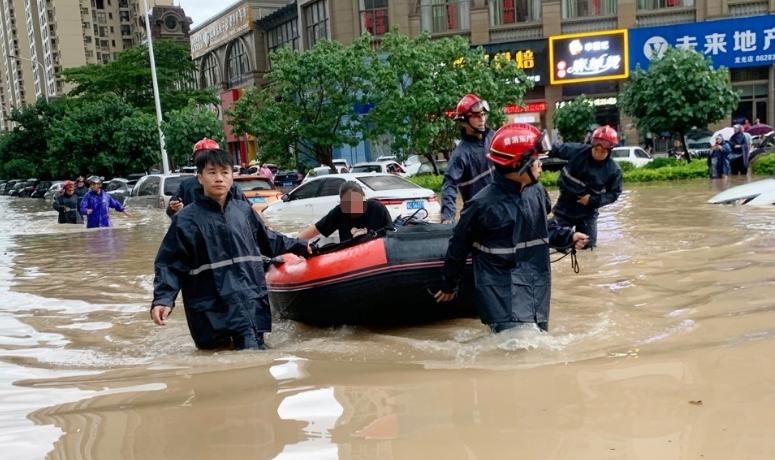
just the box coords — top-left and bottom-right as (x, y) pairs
(52, 180), (83, 224)
(166, 138), (247, 217)
(297, 181), (394, 242)
(546, 125), (622, 249)
(441, 93), (495, 224)
(151, 148), (310, 350)
(434, 123), (588, 332)
(79, 176), (130, 228)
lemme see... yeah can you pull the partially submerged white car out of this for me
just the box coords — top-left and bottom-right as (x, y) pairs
(708, 179), (775, 206)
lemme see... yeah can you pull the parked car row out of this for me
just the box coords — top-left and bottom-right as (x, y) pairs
(0, 176), (146, 206)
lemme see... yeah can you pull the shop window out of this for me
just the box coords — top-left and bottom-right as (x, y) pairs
(305, 0), (329, 48)
(562, 0), (616, 18)
(360, 0), (388, 36)
(227, 39), (251, 87)
(267, 19), (299, 54)
(637, 0), (693, 9)
(421, 0), (470, 33)
(201, 53), (220, 89)
(490, 0), (541, 25)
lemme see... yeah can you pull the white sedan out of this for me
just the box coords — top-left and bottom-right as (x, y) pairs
(610, 146), (653, 168)
(350, 161), (408, 177)
(262, 173), (440, 225)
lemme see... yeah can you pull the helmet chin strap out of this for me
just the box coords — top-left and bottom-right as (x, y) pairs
(517, 155), (539, 185)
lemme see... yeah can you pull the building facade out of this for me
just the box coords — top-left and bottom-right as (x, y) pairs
(195, 0), (775, 161)
(0, 0), (177, 130)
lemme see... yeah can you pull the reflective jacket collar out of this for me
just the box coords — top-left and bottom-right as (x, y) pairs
(492, 171), (526, 195)
(195, 188), (236, 212)
(460, 127), (492, 144)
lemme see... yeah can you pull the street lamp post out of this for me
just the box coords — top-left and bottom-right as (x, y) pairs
(142, 0), (170, 175)
(5, 54), (48, 103)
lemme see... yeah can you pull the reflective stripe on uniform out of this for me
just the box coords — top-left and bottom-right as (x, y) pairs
(189, 255), (264, 276)
(561, 167), (605, 194)
(472, 238), (547, 254)
(457, 167), (493, 188)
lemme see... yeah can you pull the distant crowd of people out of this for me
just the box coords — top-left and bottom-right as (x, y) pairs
(53, 175), (129, 228)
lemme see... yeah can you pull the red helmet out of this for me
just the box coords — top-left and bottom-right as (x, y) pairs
(192, 137), (220, 153)
(487, 123), (542, 168)
(454, 93), (490, 121)
(591, 125), (618, 148)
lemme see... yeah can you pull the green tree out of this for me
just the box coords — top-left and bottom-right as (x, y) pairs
(0, 98), (68, 179)
(114, 111), (162, 174)
(163, 102), (225, 168)
(367, 30), (533, 171)
(45, 95), (139, 178)
(62, 40), (216, 114)
(230, 35), (378, 168)
(620, 47), (739, 162)
(552, 95), (595, 143)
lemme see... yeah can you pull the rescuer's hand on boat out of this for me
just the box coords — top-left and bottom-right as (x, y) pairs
(434, 290), (457, 303)
(150, 305), (172, 326)
(351, 227), (367, 238)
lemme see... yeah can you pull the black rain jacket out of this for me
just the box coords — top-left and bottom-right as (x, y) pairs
(152, 192), (308, 345)
(440, 173), (575, 327)
(550, 143), (623, 219)
(441, 128), (495, 221)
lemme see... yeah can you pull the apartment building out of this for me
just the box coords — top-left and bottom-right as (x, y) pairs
(195, 0), (775, 161)
(0, 0), (179, 130)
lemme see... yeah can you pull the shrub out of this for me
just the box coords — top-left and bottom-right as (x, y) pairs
(643, 157), (681, 169)
(617, 161), (636, 172)
(752, 153), (774, 176)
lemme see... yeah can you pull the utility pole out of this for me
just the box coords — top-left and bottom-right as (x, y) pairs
(142, 0), (170, 174)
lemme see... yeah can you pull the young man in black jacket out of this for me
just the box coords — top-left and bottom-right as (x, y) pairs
(435, 123), (588, 333)
(547, 125), (623, 249)
(151, 149), (309, 350)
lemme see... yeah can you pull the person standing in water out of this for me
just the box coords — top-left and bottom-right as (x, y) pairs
(79, 176), (130, 228)
(52, 180), (84, 224)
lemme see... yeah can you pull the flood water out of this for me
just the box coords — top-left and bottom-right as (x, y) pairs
(2, 179), (775, 459)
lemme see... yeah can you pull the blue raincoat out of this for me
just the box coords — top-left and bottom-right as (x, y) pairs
(79, 190), (125, 228)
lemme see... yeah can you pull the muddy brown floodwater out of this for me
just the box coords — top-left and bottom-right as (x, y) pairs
(1, 178), (775, 459)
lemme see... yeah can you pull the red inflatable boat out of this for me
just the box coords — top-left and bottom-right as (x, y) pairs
(266, 224), (475, 326)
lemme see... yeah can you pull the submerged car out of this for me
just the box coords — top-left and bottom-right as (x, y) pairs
(610, 146), (653, 168)
(126, 173), (192, 209)
(708, 179), (775, 206)
(233, 176), (283, 212)
(263, 172), (440, 223)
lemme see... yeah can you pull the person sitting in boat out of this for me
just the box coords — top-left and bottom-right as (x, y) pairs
(434, 123), (588, 333)
(441, 93), (495, 224)
(151, 148), (310, 350)
(298, 181), (394, 242)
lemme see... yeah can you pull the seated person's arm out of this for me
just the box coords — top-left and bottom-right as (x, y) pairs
(298, 224), (321, 240)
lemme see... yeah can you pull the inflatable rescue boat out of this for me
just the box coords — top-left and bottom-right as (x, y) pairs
(266, 224), (475, 326)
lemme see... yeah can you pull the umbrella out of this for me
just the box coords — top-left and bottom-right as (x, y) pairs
(710, 127), (735, 146)
(747, 123), (773, 136)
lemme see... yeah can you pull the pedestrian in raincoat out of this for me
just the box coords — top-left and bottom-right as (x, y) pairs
(709, 135), (731, 179)
(52, 180), (83, 224)
(546, 125), (623, 249)
(729, 125), (749, 175)
(441, 93), (495, 223)
(167, 137), (247, 217)
(435, 123), (588, 332)
(151, 148), (310, 350)
(79, 176), (129, 228)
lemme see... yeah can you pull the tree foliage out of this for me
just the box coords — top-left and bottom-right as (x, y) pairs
(230, 36), (377, 167)
(163, 102), (225, 167)
(367, 30), (532, 164)
(62, 40), (216, 114)
(552, 95), (595, 142)
(620, 47), (740, 161)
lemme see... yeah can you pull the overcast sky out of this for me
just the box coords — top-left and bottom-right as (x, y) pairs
(177, 0), (240, 29)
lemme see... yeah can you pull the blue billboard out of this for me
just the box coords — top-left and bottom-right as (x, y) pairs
(629, 14), (775, 70)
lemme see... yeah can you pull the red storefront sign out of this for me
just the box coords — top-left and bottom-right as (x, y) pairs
(503, 102), (546, 114)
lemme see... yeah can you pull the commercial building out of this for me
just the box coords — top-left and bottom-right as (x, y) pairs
(194, 0), (775, 161)
(0, 0), (183, 130)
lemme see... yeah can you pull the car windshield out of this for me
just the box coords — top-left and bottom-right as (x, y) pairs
(358, 175), (419, 191)
(236, 179), (273, 191)
(163, 176), (187, 196)
(351, 165), (382, 173)
(611, 149), (630, 158)
(687, 140), (710, 149)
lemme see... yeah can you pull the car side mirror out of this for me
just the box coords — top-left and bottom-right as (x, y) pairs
(281, 194), (290, 202)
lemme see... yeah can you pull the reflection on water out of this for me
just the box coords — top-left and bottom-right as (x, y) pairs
(2, 177), (775, 459)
